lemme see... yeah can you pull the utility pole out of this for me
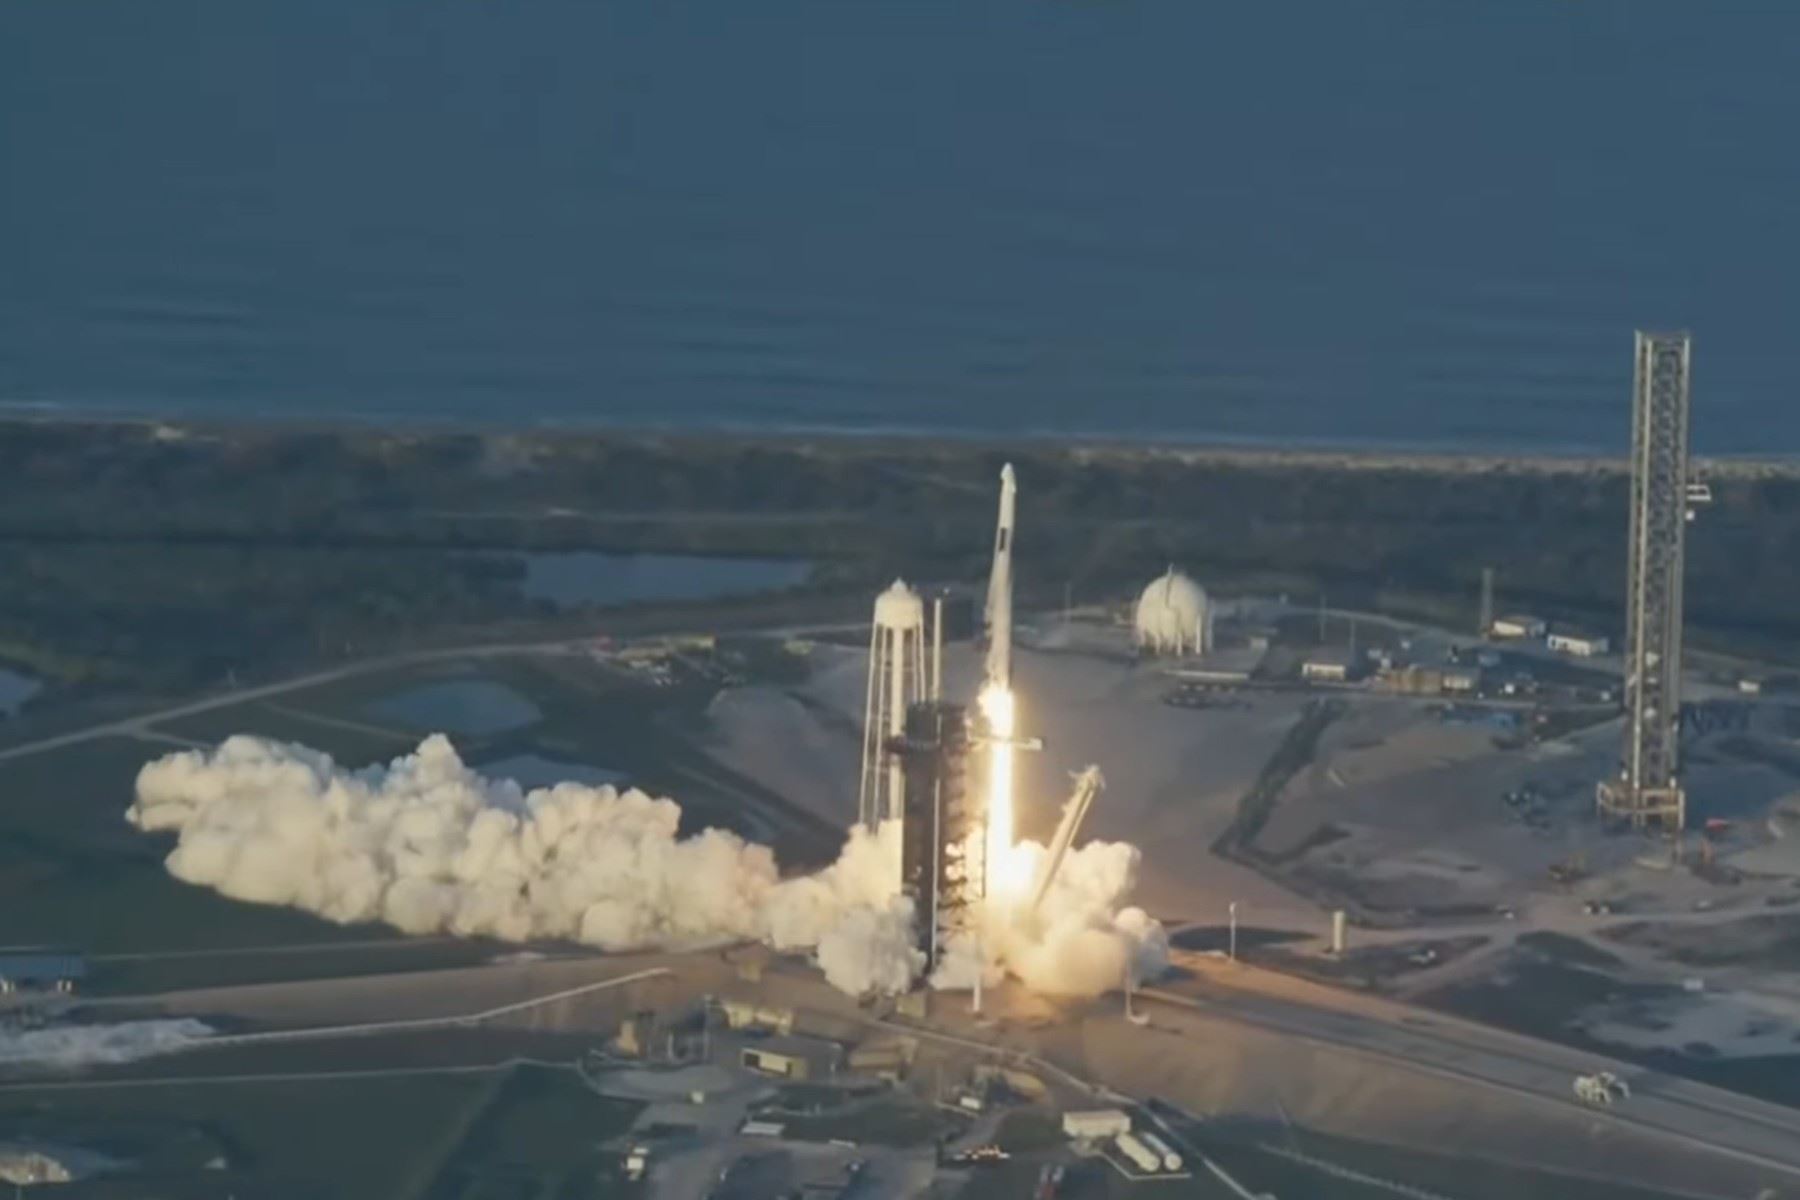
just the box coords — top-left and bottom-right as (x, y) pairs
(1478, 567), (1495, 638)
(1228, 901), (1239, 962)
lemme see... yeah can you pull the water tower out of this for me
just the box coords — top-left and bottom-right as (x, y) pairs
(859, 580), (928, 830)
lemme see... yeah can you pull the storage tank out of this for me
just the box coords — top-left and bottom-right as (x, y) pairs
(1114, 1132), (1161, 1174)
(1138, 1130), (1183, 1171)
(1134, 568), (1212, 656)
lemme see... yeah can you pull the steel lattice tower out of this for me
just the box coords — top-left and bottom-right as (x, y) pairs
(1598, 332), (1692, 830)
(893, 701), (981, 971)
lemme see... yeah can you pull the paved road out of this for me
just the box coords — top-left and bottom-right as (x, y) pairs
(0, 638), (588, 765)
(0, 616), (872, 767)
(1140, 971), (1800, 1184)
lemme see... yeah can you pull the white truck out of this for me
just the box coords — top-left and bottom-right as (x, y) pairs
(1574, 1071), (1630, 1106)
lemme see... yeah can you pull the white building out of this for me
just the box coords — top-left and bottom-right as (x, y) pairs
(1441, 667), (1480, 693)
(1063, 1109), (1131, 1140)
(1547, 631), (1609, 657)
(1301, 650), (1357, 683)
(1489, 614), (1546, 640)
(1135, 568), (1212, 656)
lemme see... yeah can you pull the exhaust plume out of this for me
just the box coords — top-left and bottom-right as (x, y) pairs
(129, 734), (1162, 999)
(0, 1019), (214, 1070)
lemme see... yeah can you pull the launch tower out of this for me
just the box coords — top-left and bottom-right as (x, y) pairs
(1598, 332), (1692, 830)
(892, 700), (981, 970)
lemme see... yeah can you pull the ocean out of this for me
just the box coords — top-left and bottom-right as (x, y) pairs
(2, 0), (1797, 453)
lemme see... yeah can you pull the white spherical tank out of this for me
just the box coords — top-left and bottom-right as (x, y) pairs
(1135, 568), (1211, 655)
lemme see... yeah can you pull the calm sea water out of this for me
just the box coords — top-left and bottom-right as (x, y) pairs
(2, 1), (1797, 453)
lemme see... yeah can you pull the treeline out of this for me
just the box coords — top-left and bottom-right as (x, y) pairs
(2, 421), (1799, 704)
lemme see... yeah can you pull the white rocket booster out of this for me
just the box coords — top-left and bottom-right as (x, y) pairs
(984, 463), (1016, 689)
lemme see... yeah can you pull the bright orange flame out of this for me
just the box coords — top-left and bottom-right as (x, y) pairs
(979, 683), (1028, 900)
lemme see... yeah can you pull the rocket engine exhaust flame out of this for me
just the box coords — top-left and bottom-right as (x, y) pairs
(979, 682), (1026, 901)
(979, 463), (1028, 902)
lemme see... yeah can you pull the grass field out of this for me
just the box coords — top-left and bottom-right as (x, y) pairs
(0, 1068), (500, 1199)
(85, 937), (503, 996)
(153, 700), (415, 765)
(784, 1098), (964, 1147)
(0, 650), (794, 969)
(0, 735), (387, 955)
(419, 1063), (644, 1200)
(1200, 1125), (1722, 1200)
(0, 643), (841, 1026)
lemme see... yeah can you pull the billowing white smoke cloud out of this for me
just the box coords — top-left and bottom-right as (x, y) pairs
(931, 839), (1170, 998)
(129, 735), (1162, 1000)
(130, 735), (920, 995)
(0, 1019), (214, 1070)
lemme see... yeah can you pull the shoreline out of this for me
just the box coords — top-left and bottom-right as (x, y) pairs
(4, 409), (1797, 478)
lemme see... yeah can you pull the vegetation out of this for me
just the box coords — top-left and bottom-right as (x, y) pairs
(784, 1098), (963, 1146)
(421, 1064), (643, 1200)
(0, 1069), (497, 1200)
(992, 1107), (1066, 1153)
(0, 735), (393, 955)
(3, 420), (1800, 715)
(1212, 700), (1344, 861)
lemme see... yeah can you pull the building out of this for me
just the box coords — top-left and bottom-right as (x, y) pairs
(1489, 614), (1547, 640)
(1062, 1109), (1132, 1140)
(1381, 664), (1478, 695)
(1380, 665), (1444, 695)
(1441, 667), (1480, 693)
(1599, 332), (1693, 831)
(719, 999), (794, 1036)
(0, 950), (84, 995)
(740, 1035), (842, 1080)
(1301, 649), (1358, 683)
(1547, 630), (1610, 657)
(847, 1034), (916, 1081)
(1134, 568), (1213, 656)
(1167, 666), (1252, 687)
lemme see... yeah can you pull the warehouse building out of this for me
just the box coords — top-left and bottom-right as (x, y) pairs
(1547, 630), (1610, 657)
(0, 949), (85, 995)
(1301, 648), (1360, 683)
(1489, 614), (1547, 640)
(740, 1035), (842, 1081)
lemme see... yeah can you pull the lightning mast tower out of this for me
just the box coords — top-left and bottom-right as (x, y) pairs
(859, 581), (927, 832)
(1598, 332), (1692, 831)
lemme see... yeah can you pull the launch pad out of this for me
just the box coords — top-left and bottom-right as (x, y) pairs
(859, 463), (1050, 980)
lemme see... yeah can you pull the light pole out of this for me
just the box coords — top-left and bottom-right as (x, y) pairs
(1228, 901), (1239, 963)
(1124, 963), (1148, 1026)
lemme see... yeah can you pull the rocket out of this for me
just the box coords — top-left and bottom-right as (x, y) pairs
(984, 463), (1016, 689)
